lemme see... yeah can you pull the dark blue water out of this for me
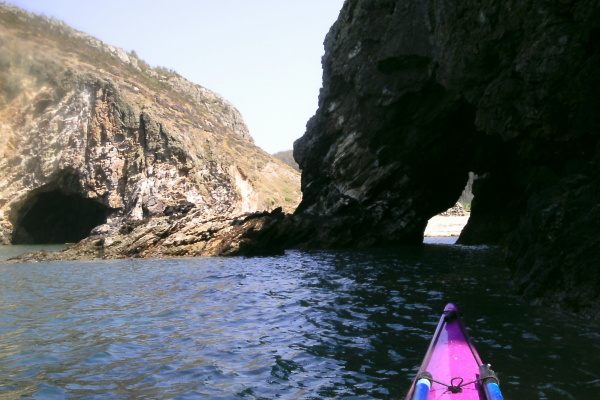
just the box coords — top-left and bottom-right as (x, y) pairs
(0, 243), (598, 399)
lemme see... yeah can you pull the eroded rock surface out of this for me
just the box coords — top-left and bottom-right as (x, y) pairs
(293, 0), (600, 317)
(0, 4), (300, 245)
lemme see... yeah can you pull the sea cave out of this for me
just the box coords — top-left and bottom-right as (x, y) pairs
(12, 189), (109, 244)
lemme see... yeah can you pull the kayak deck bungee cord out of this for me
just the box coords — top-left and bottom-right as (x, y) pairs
(405, 303), (505, 400)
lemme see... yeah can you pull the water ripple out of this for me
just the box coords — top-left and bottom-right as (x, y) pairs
(0, 247), (598, 399)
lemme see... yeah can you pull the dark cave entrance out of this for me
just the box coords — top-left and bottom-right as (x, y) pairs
(12, 190), (110, 244)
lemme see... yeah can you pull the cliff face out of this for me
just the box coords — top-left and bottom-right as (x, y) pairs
(0, 4), (300, 245)
(5, 1), (599, 318)
(294, 0), (600, 317)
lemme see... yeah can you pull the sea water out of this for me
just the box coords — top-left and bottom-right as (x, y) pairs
(0, 242), (598, 399)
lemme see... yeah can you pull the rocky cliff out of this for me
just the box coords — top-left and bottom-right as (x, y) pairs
(5, 1), (599, 318)
(293, 0), (600, 317)
(0, 4), (300, 245)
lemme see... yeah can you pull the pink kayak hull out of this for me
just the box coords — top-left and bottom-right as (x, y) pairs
(405, 303), (494, 400)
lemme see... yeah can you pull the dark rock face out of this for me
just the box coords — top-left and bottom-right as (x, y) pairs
(294, 0), (600, 317)
(296, 0), (494, 246)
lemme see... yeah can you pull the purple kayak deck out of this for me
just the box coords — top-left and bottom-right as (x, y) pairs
(406, 303), (486, 400)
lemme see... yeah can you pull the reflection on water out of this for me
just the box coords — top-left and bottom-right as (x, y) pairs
(0, 245), (598, 399)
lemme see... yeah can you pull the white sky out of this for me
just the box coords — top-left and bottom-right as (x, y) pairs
(6, 0), (345, 154)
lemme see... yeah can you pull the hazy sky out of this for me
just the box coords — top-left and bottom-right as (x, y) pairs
(7, 0), (345, 154)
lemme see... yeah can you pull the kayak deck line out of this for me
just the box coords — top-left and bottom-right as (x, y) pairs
(405, 303), (505, 400)
(417, 367), (499, 394)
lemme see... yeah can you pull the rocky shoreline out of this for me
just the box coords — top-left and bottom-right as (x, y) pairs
(7, 210), (472, 263)
(424, 215), (470, 238)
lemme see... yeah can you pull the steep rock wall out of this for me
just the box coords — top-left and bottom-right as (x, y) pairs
(0, 4), (300, 244)
(294, 0), (600, 317)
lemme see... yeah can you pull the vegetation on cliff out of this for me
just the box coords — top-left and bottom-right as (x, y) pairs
(272, 150), (300, 172)
(0, 3), (300, 245)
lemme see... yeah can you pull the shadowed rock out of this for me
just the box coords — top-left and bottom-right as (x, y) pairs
(291, 0), (600, 317)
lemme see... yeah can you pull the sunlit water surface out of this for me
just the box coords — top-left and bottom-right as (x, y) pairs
(0, 243), (598, 399)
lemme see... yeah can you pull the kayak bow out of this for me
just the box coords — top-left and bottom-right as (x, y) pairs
(405, 303), (505, 400)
